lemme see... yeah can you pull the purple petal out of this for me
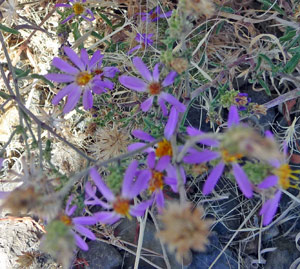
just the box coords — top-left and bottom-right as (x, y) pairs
(228, 106), (240, 127)
(132, 129), (155, 142)
(74, 224), (96, 240)
(55, 3), (72, 7)
(164, 107), (178, 140)
(128, 142), (147, 152)
(147, 152), (156, 169)
(80, 49), (89, 66)
(258, 175), (278, 189)
(130, 199), (153, 217)
(128, 45), (141, 55)
(162, 71), (177, 87)
(83, 89), (93, 110)
(103, 67), (119, 78)
(152, 63), (160, 82)
(95, 211), (120, 224)
(156, 191), (165, 212)
(89, 167), (115, 202)
(81, 9), (95, 21)
(45, 73), (75, 83)
(63, 86), (81, 113)
(0, 158), (3, 169)
(61, 14), (75, 24)
(156, 156), (171, 172)
(158, 97), (168, 116)
(260, 190), (282, 226)
(122, 160), (138, 198)
(160, 92), (186, 113)
(74, 233), (88, 251)
(119, 75), (147, 92)
(73, 216), (98, 226)
(159, 10), (172, 18)
(52, 83), (76, 105)
(128, 170), (151, 199)
(65, 195), (76, 216)
(84, 182), (111, 209)
(186, 127), (219, 147)
(232, 163), (253, 198)
(89, 50), (102, 69)
(203, 161), (225, 195)
(63, 46), (85, 70)
(183, 149), (220, 164)
(133, 57), (152, 82)
(52, 57), (78, 75)
(141, 97), (154, 112)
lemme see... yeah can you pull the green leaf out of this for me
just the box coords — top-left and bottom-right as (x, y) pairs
(0, 91), (11, 99)
(98, 13), (113, 28)
(15, 68), (31, 79)
(258, 0), (286, 15)
(279, 30), (296, 42)
(0, 23), (19, 35)
(283, 53), (300, 74)
(258, 78), (271, 96)
(31, 74), (54, 87)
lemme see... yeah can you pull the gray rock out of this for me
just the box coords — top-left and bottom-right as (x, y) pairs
(0, 217), (58, 269)
(78, 240), (122, 269)
(188, 233), (238, 269)
(265, 237), (300, 269)
(115, 218), (183, 269)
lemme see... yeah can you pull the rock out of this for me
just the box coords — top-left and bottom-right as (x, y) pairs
(0, 216), (58, 268)
(78, 240), (122, 269)
(264, 237), (300, 269)
(188, 233), (238, 269)
(114, 218), (183, 269)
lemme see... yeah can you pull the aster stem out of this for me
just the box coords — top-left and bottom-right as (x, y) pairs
(134, 208), (148, 269)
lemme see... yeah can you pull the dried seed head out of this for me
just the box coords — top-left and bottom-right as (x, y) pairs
(184, 0), (215, 18)
(87, 125), (130, 161)
(170, 58), (188, 74)
(157, 202), (212, 263)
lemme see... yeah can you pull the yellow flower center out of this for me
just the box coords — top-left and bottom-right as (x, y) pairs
(73, 3), (85, 15)
(149, 170), (164, 193)
(221, 149), (243, 164)
(156, 139), (172, 158)
(76, 71), (92, 86)
(113, 197), (131, 219)
(150, 12), (157, 20)
(148, 82), (162, 95)
(274, 164), (300, 189)
(60, 215), (72, 226)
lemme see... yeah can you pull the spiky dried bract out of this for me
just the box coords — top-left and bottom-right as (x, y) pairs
(157, 202), (211, 262)
(87, 125), (130, 161)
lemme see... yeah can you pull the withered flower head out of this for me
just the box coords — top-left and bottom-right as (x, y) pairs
(157, 202), (212, 263)
(87, 124), (130, 161)
(183, 0), (215, 18)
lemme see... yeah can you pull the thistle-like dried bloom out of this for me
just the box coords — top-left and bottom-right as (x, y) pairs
(157, 202), (211, 262)
(87, 125), (130, 161)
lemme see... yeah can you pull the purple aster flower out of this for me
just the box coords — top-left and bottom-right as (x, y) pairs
(45, 47), (109, 113)
(128, 33), (154, 54)
(257, 136), (300, 225)
(128, 107), (179, 155)
(86, 162), (152, 225)
(140, 6), (172, 22)
(234, 93), (251, 111)
(90, 54), (119, 94)
(119, 57), (186, 115)
(145, 152), (186, 213)
(183, 106), (253, 198)
(61, 195), (98, 251)
(56, 0), (95, 24)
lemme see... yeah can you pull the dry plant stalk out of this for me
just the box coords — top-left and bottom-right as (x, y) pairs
(157, 201), (212, 263)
